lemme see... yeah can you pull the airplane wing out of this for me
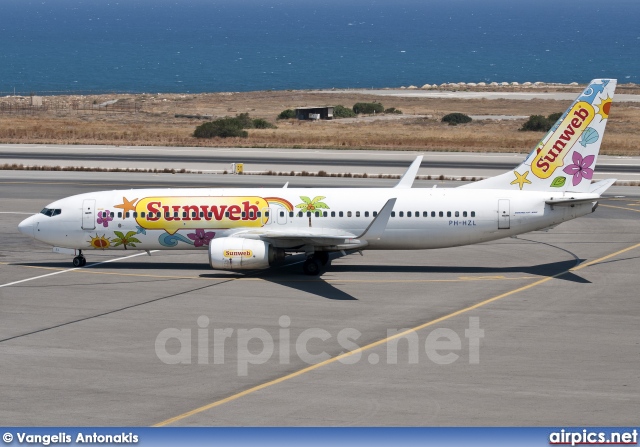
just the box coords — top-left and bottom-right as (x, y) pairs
(231, 199), (396, 250)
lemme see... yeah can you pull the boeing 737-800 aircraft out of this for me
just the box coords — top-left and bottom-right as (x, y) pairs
(18, 79), (617, 275)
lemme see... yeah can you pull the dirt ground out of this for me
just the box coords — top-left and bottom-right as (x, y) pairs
(1, 83), (638, 155)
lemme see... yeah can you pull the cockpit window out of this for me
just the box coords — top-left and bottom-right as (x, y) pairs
(40, 208), (61, 217)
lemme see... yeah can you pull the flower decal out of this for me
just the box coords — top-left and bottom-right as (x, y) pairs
(96, 210), (113, 228)
(563, 151), (595, 186)
(295, 196), (329, 212)
(187, 229), (215, 247)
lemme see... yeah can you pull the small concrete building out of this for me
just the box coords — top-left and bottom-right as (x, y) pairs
(295, 106), (334, 120)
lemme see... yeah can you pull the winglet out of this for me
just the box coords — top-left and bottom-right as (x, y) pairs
(358, 198), (396, 240)
(394, 156), (423, 189)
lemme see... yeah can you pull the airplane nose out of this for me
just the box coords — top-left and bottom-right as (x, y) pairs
(18, 216), (35, 237)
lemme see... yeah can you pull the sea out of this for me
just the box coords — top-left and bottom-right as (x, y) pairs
(1, 0), (639, 95)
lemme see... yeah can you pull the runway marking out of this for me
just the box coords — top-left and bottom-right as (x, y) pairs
(0, 251), (158, 289)
(0, 263), (533, 284)
(153, 240), (640, 427)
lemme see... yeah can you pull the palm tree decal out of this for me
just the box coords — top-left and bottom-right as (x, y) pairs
(295, 196), (329, 212)
(111, 231), (142, 249)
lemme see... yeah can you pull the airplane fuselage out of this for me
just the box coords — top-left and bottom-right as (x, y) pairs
(19, 187), (594, 252)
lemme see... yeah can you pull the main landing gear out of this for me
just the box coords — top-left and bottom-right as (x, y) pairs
(302, 252), (330, 276)
(72, 250), (86, 267)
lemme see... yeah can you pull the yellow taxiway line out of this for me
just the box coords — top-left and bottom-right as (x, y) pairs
(152, 240), (640, 427)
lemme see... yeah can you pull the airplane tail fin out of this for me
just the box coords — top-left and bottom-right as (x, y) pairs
(460, 79), (616, 193)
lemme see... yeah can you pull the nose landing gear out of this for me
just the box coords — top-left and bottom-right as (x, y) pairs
(72, 250), (86, 267)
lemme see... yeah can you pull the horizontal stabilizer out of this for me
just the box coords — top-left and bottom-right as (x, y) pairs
(545, 195), (599, 206)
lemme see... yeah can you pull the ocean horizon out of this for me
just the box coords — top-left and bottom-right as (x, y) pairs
(1, 0), (639, 95)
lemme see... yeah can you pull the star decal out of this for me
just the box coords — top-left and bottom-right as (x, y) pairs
(114, 197), (138, 218)
(510, 171), (532, 190)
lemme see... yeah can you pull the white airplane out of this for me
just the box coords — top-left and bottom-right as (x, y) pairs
(18, 79), (617, 275)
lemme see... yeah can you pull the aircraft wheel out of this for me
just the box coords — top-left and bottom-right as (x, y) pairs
(80, 257), (87, 266)
(72, 256), (83, 267)
(316, 251), (330, 266)
(303, 257), (321, 276)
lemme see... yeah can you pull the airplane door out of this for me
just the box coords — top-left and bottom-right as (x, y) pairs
(277, 209), (287, 225)
(82, 199), (96, 230)
(498, 199), (510, 229)
(262, 207), (272, 225)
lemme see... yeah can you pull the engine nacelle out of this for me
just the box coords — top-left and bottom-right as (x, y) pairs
(208, 238), (284, 270)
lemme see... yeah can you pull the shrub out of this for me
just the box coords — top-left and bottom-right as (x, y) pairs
(442, 112), (472, 125)
(252, 118), (277, 129)
(384, 107), (402, 114)
(333, 105), (356, 118)
(194, 117), (248, 139)
(277, 109), (296, 120)
(520, 112), (563, 132)
(353, 102), (384, 115)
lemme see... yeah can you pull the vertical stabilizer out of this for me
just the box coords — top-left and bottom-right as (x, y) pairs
(460, 79), (616, 193)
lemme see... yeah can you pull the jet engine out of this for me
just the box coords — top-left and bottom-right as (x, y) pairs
(208, 238), (284, 270)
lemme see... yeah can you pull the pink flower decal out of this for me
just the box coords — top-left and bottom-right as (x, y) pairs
(563, 152), (595, 186)
(96, 210), (113, 228)
(187, 229), (215, 247)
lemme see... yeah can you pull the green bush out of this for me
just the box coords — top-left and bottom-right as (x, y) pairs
(520, 112), (562, 132)
(353, 102), (384, 115)
(277, 109), (296, 120)
(333, 105), (356, 118)
(193, 113), (276, 138)
(384, 107), (402, 114)
(442, 112), (472, 125)
(252, 118), (277, 129)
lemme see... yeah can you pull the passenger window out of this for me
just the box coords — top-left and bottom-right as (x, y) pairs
(431, 211), (436, 217)
(315, 211), (320, 217)
(399, 211), (404, 217)
(242, 212), (246, 218)
(447, 212), (451, 217)
(471, 211), (476, 217)
(173, 212), (178, 218)
(307, 212), (311, 217)
(200, 212), (204, 218)
(249, 211), (254, 218)
(407, 211), (411, 217)
(455, 211), (459, 217)
(365, 211), (369, 217)
(257, 211), (261, 218)
(415, 211), (419, 217)
(289, 211), (294, 217)
(298, 211), (303, 218)
(463, 211), (467, 217)
(182, 212), (187, 218)
(331, 211), (336, 217)
(347, 211), (352, 217)
(110, 212), (115, 218)
(323, 211), (327, 217)
(438, 212), (443, 217)
(141, 212), (146, 218)
(265, 211), (270, 217)
(225, 212), (229, 218)
(208, 212), (213, 218)
(423, 211), (428, 217)
(339, 211), (344, 217)
(373, 211), (378, 217)
(193, 212), (197, 218)
(391, 212), (396, 217)
(279, 211), (284, 217)
(356, 211), (360, 217)
(119, 212), (123, 218)
(133, 212), (138, 218)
